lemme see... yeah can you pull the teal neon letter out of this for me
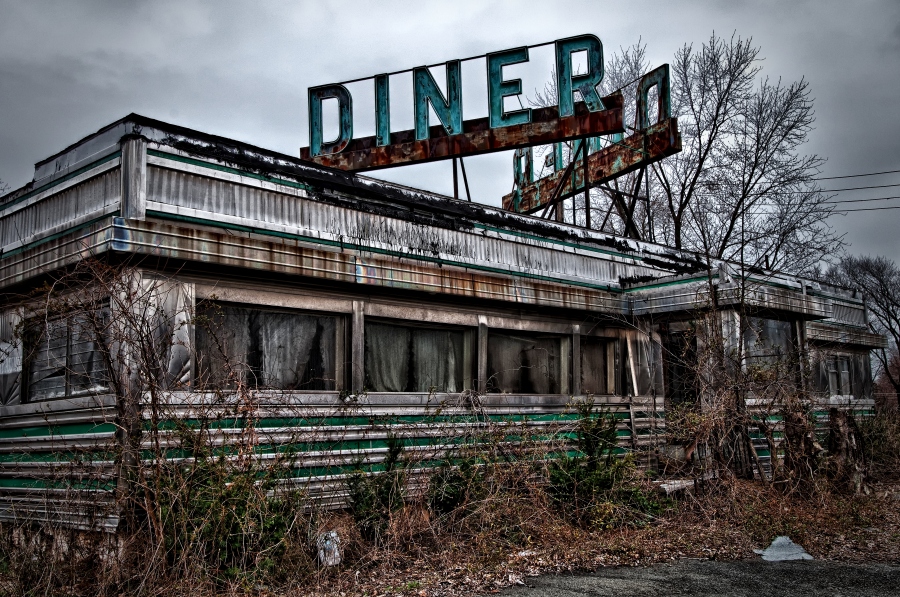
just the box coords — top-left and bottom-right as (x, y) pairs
(414, 60), (463, 140)
(555, 34), (605, 117)
(308, 84), (353, 157)
(487, 47), (531, 129)
(374, 74), (391, 147)
(513, 147), (533, 187)
(635, 64), (671, 130)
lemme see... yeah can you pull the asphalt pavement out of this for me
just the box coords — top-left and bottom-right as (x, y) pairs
(500, 559), (900, 597)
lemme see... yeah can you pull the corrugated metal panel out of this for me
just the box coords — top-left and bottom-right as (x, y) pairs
(631, 279), (833, 319)
(111, 218), (630, 313)
(827, 299), (867, 327)
(806, 321), (887, 348)
(0, 394), (119, 531)
(145, 165), (671, 291)
(140, 390), (664, 508)
(0, 219), (115, 289)
(0, 166), (120, 254)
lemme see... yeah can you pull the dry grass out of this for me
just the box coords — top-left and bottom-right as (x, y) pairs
(2, 471), (900, 596)
(4, 412), (900, 597)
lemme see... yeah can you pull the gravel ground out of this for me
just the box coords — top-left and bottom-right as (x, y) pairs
(500, 559), (900, 597)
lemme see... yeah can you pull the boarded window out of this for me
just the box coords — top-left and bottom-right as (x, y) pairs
(195, 302), (337, 391)
(24, 311), (109, 402)
(487, 331), (569, 394)
(364, 321), (473, 392)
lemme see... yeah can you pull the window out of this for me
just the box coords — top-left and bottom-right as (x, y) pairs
(623, 331), (664, 397)
(663, 331), (697, 405)
(364, 320), (474, 392)
(744, 317), (794, 365)
(23, 311), (109, 402)
(487, 330), (569, 394)
(195, 302), (338, 391)
(581, 336), (615, 395)
(827, 356), (852, 397)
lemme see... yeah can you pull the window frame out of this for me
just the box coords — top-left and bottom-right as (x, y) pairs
(22, 306), (110, 403)
(193, 299), (347, 392)
(363, 317), (476, 393)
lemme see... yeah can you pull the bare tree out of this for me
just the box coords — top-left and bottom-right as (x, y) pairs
(652, 33), (842, 273)
(827, 255), (900, 398)
(528, 33), (843, 273)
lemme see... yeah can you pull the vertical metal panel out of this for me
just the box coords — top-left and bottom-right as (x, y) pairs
(351, 301), (364, 393)
(146, 165), (673, 292)
(121, 138), (147, 220)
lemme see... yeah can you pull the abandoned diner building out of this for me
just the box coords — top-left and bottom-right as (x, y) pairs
(0, 112), (885, 531)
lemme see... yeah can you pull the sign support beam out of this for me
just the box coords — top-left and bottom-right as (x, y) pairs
(502, 117), (681, 216)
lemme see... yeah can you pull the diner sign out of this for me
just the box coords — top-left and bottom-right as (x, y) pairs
(299, 34), (626, 172)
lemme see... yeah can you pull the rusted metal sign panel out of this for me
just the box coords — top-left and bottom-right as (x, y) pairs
(501, 118), (681, 214)
(300, 94), (624, 172)
(300, 34), (619, 171)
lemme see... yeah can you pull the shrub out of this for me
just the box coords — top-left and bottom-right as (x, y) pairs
(346, 434), (406, 542)
(547, 400), (663, 527)
(145, 432), (316, 586)
(426, 458), (485, 518)
(859, 411), (900, 480)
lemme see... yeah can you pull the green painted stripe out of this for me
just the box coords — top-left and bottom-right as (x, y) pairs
(146, 412), (582, 432)
(141, 210), (624, 294)
(148, 149), (314, 193)
(0, 422), (117, 440)
(0, 152), (121, 214)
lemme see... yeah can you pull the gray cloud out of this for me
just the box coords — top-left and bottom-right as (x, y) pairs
(1, 0), (898, 261)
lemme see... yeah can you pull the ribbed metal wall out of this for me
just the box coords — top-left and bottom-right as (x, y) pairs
(0, 168), (120, 254)
(0, 395), (119, 531)
(145, 165), (666, 292)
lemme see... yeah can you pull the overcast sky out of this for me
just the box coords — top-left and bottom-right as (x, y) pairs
(1, 0), (899, 262)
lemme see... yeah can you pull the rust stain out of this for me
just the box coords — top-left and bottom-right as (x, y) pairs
(300, 94), (624, 172)
(503, 118), (682, 213)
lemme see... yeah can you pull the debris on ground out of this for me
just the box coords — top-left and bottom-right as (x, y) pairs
(754, 536), (814, 561)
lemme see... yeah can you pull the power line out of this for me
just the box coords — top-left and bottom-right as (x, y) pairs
(832, 205), (900, 213)
(818, 182), (900, 193)
(701, 182), (900, 195)
(825, 195), (900, 205)
(814, 168), (900, 181)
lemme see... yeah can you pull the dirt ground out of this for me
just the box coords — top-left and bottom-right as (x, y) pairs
(499, 559), (900, 597)
(307, 480), (900, 597)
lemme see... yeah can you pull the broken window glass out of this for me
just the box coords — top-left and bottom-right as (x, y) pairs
(487, 330), (569, 394)
(623, 331), (664, 396)
(195, 302), (337, 391)
(0, 338), (20, 405)
(364, 320), (473, 392)
(23, 309), (109, 402)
